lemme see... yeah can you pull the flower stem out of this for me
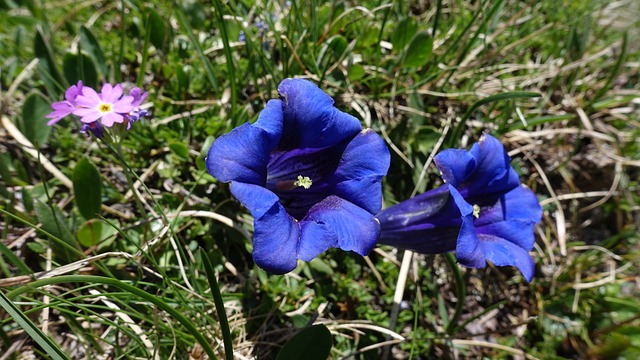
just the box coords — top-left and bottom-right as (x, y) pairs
(444, 252), (466, 334)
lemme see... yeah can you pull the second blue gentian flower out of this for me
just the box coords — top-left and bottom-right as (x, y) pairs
(206, 78), (390, 274)
(377, 134), (542, 281)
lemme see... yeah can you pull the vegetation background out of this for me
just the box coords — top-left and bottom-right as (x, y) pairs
(0, 0), (639, 358)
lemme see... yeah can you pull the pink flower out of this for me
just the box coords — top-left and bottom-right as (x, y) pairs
(46, 81), (83, 125)
(73, 84), (134, 127)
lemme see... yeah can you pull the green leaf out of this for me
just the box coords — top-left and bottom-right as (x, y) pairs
(63, 52), (98, 89)
(79, 26), (108, 77)
(291, 315), (310, 329)
(169, 142), (190, 160)
(327, 35), (348, 57)
(77, 219), (116, 247)
(21, 92), (52, 146)
(348, 64), (365, 81)
(276, 325), (332, 360)
(403, 31), (432, 68)
(590, 332), (631, 359)
(309, 258), (333, 275)
(507, 114), (575, 131)
(34, 201), (81, 263)
(391, 17), (418, 52)
(0, 292), (71, 360)
(0, 152), (15, 186)
(72, 157), (102, 220)
(147, 8), (166, 51)
(34, 26), (65, 96)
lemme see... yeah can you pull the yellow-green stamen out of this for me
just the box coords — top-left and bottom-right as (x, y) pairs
(293, 175), (313, 189)
(473, 204), (481, 219)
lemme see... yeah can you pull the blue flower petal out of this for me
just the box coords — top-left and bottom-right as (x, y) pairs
(253, 99), (284, 149)
(298, 196), (379, 261)
(477, 234), (535, 282)
(206, 123), (272, 185)
(435, 134), (520, 202)
(475, 185), (542, 251)
(448, 186), (486, 268)
(278, 79), (362, 149)
(230, 182), (300, 274)
(434, 149), (476, 187)
(332, 129), (391, 213)
(464, 134), (520, 200)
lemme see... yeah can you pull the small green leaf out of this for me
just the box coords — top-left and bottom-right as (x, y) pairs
(63, 52), (98, 89)
(35, 201), (81, 262)
(79, 26), (108, 77)
(0, 152), (14, 186)
(34, 26), (65, 97)
(309, 258), (333, 275)
(26, 240), (47, 254)
(147, 8), (166, 51)
(72, 157), (102, 220)
(77, 219), (116, 247)
(403, 31), (432, 68)
(276, 325), (332, 360)
(348, 64), (365, 81)
(327, 35), (348, 57)
(21, 92), (52, 145)
(590, 332), (631, 359)
(391, 17), (418, 52)
(291, 315), (310, 329)
(169, 142), (190, 160)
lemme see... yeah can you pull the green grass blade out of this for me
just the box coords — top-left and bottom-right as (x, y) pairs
(211, 0), (238, 120)
(202, 251), (234, 360)
(7, 275), (219, 360)
(590, 32), (627, 106)
(449, 91), (541, 146)
(174, 6), (219, 93)
(0, 291), (71, 360)
(444, 253), (466, 334)
(0, 240), (32, 275)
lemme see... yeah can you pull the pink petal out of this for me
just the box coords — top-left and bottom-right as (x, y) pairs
(112, 96), (134, 113)
(101, 112), (123, 127)
(101, 84), (123, 104)
(51, 101), (74, 111)
(46, 108), (73, 125)
(73, 108), (103, 123)
(76, 87), (101, 107)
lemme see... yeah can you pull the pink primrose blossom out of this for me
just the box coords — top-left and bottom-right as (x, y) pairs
(73, 84), (134, 127)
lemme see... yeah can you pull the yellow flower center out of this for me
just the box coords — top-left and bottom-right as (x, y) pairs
(98, 103), (112, 113)
(473, 204), (481, 219)
(293, 175), (313, 189)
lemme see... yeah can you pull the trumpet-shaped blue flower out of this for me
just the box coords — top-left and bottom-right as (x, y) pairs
(206, 79), (390, 274)
(377, 134), (542, 281)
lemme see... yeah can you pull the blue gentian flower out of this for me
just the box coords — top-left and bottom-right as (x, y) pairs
(206, 78), (390, 274)
(377, 134), (542, 282)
